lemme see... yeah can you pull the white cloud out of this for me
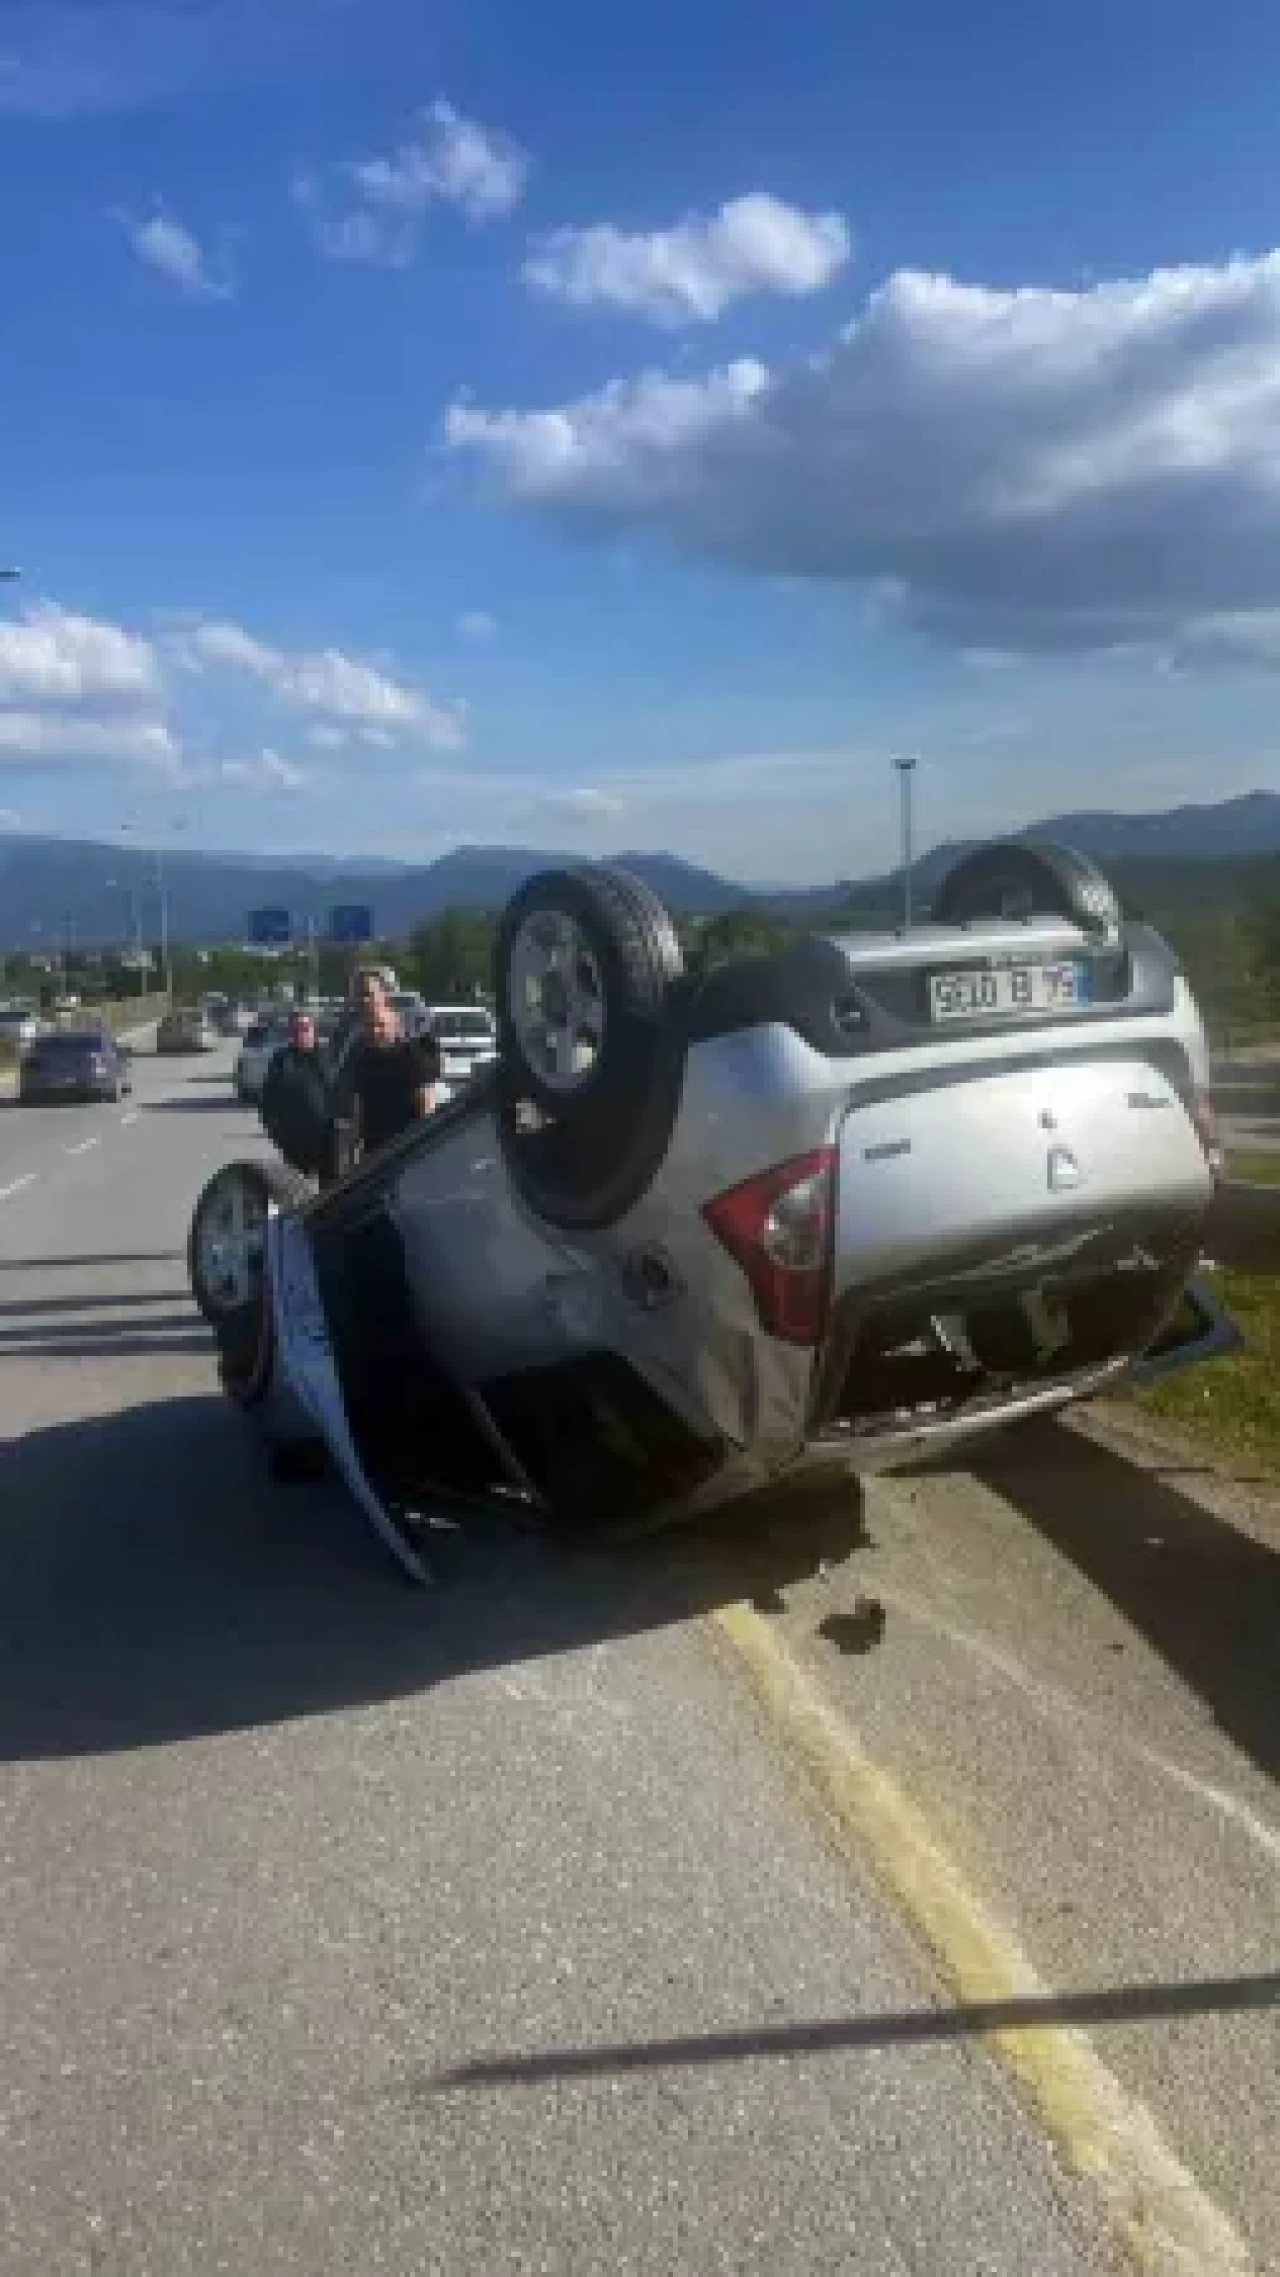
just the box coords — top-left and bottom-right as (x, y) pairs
(0, 711), (177, 765)
(290, 170), (417, 270)
(457, 609), (496, 640)
(523, 193), (851, 326)
(183, 617), (465, 747)
(0, 600), (175, 769)
(0, 0), (346, 122)
(118, 207), (234, 298)
(0, 601), (160, 708)
(212, 747), (309, 792)
(528, 785), (624, 826)
(351, 98), (528, 220)
(445, 247), (1280, 663)
(298, 96), (528, 266)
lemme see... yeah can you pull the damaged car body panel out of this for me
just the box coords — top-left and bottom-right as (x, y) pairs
(188, 842), (1243, 1579)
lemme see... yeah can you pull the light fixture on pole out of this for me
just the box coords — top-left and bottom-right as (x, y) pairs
(893, 755), (917, 931)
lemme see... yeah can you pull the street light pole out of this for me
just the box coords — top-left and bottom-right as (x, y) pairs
(893, 755), (917, 932)
(121, 819), (180, 1003)
(155, 847), (172, 1003)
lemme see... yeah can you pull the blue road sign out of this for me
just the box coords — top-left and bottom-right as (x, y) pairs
(247, 906), (292, 946)
(327, 903), (374, 944)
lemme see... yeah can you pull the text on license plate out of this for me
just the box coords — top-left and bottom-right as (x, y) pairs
(928, 960), (1091, 1022)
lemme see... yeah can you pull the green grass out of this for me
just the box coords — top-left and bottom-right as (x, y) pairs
(1227, 1151), (1280, 1185)
(1133, 1265), (1280, 1484)
(1131, 1156), (1280, 1480)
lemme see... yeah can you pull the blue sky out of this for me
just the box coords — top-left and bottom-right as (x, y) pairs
(2, 0), (1280, 883)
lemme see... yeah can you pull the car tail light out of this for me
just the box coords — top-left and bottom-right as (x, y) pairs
(702, 1147), (837, 1347)
(1190, 1088), (1225, 1181)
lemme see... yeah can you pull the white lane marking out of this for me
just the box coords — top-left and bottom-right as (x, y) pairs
(120, 1110), (139, 1126)
(0, 1174), (36, 1201)
(869, 1580), (1280, 1870)
(64, 1137), (100, 1157)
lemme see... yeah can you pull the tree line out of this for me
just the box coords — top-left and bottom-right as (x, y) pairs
(5, 862), (1279, 1045)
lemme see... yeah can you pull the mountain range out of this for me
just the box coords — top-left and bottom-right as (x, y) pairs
(1, 791), (1277, 950)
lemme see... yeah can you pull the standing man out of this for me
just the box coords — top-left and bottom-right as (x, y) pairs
(259, 1005), (331, 1177)
(341, 973), (441, 1162)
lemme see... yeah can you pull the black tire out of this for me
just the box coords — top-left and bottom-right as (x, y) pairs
(187, 1157), (311, 1327)
(933, 839), (1122, 943)
(494, 865), (686, 1230)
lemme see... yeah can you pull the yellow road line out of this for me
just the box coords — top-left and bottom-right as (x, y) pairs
(711, 1600), (1258, 2277)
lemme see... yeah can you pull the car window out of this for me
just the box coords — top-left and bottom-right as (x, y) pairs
(38, 1032), (109, 1054)
(432, 1012), (495, 1040)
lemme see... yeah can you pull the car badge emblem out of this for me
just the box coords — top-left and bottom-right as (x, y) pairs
(1047, 1144), (1081, 1191)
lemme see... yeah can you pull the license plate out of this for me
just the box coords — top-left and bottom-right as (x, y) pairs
(928, 960), (1091, 1023)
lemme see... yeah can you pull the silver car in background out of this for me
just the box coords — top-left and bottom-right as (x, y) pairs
(189, 842), (1237, 1584)
(423, 1003), (499, 1087)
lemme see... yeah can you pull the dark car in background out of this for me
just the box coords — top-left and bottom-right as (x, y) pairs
(158, 1005), (218, 1054)
(19, 1027), (133, 1105)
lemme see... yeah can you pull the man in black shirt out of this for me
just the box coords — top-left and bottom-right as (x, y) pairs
(344, 977), (441, 1159)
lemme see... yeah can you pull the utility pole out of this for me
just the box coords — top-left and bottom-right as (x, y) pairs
(893, 754), (917, 932)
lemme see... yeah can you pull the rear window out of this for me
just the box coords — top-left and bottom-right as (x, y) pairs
(432, 1012), (494, 1041)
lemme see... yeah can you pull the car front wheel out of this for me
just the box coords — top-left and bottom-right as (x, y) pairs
(187, 1157), (311, 1328)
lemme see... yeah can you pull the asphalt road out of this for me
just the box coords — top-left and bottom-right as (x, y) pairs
(1, 1040), (1275, 2275)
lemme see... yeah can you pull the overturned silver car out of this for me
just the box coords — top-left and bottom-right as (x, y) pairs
(187, 841), (1239, 1583)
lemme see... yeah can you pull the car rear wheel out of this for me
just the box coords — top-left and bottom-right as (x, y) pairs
(494, 864), (686, 1229)
(933, 839), (1122, 943)
(187, 1157), (311, 1328)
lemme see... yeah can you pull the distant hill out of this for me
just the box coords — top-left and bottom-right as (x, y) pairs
(1, 791), (1277, 948)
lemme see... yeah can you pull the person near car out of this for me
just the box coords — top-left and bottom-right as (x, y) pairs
(343, 976), (442, 1159)
(258, 1006), (332, 1178)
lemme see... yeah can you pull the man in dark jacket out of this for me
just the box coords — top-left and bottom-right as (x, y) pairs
(259, 1007), (331, 1178)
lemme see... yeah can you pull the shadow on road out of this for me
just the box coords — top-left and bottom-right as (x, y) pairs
(433, 1971), (1280, 2089)
(972, 1418), (1280, 1783)
(0, 1396), (870, 1762)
